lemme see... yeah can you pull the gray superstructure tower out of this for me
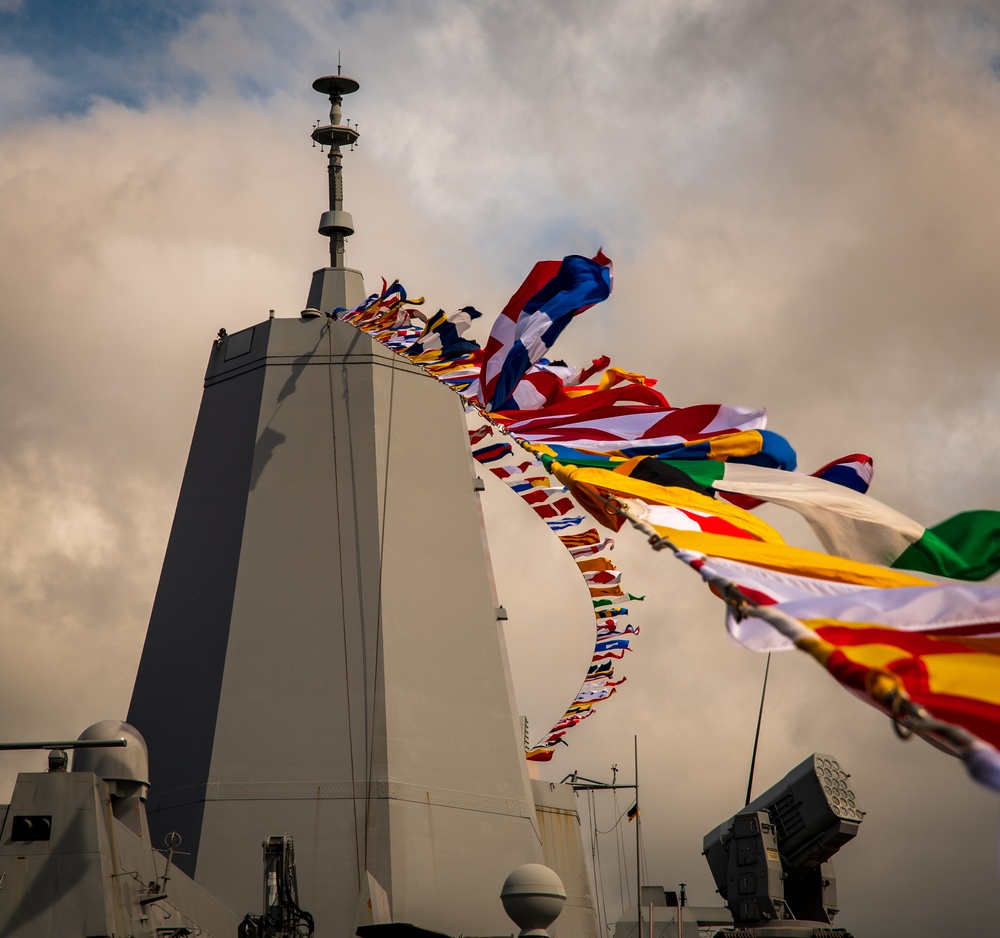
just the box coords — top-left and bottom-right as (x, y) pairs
(127, 74), (545, 936)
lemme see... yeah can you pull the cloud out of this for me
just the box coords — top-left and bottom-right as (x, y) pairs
(0, 52), (60, 122)
(2, 2), (1000, 935)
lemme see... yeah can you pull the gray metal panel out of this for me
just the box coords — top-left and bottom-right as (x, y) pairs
(0, 770), (240, 937)
(0, 773), (115, 936)
(306, 266), (367, 313)
(531, 780), (599, 938)
(612, 907), (705, 938)
(128, 326), (270, 872)
(376, 345), (531, 794)
(195, 316), (391, 924)
(131, 316), (543, 936)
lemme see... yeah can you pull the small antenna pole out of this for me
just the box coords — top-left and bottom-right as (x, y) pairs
(745, 653), (772, 806)
(635, 735), (641, 938)
(677, 883), (684, 937)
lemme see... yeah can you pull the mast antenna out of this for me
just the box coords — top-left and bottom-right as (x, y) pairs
(311, 69), (360, 269)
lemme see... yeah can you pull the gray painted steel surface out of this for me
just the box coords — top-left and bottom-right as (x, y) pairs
(71, 720), (149, 788)
(531, 780), (599, 938)
(0, 768), (239, 937)
(306, 265), (366, 314)
(128, 314), (544, 935)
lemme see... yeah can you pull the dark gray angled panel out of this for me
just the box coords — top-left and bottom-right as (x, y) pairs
(128, 330), (269, 871)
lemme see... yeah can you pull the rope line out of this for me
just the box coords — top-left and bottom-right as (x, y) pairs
(364, 349), (398, 870)
(602, 495), (999, 788)
(594, 802), (636, 835)
(611, 789), (626, 912)
(338, 327), (377, 876)
(334, 310), (641, 759)
(327, 322), (362, 882)
(588, 790), (610, 936)
(638, 819), (648, 900)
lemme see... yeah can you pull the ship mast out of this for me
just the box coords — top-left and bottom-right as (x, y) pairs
(311, 68), (360, 269)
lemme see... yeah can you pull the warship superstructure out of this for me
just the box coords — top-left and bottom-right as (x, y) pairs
(0, 73), (867, 938)
(0, 73), (597, 938)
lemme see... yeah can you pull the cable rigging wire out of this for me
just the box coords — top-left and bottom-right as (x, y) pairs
(364, 347), (399, 870)
(612, 789), (630, 915)
(587, 789), (610, 936)
(602, 493), (1000, 789)
(638, 820), (649, 901)
(594, 803), (638, 835)
(610, 789), (625, 915)
(327, 322), (362, 884)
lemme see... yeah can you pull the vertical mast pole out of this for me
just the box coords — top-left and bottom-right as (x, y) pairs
(311, 73), (361, 271)
(635, 735), (641, 938)
(745, 653), (772, 806)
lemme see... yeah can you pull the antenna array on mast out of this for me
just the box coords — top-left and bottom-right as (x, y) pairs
(311, 72), (361, 269)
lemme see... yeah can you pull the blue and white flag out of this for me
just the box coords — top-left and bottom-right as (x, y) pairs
(479, 251), (613, 410)
(546, 516), (586, 531)
(405, 306), (483, 358)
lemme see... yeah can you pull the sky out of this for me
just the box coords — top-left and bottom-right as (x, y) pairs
(1, 1), (1000, 935)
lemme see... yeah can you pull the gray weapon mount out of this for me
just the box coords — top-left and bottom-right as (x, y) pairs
(702, 753), (865, 938)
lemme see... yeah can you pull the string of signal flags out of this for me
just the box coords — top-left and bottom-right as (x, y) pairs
(331, 250), (1000, 790)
